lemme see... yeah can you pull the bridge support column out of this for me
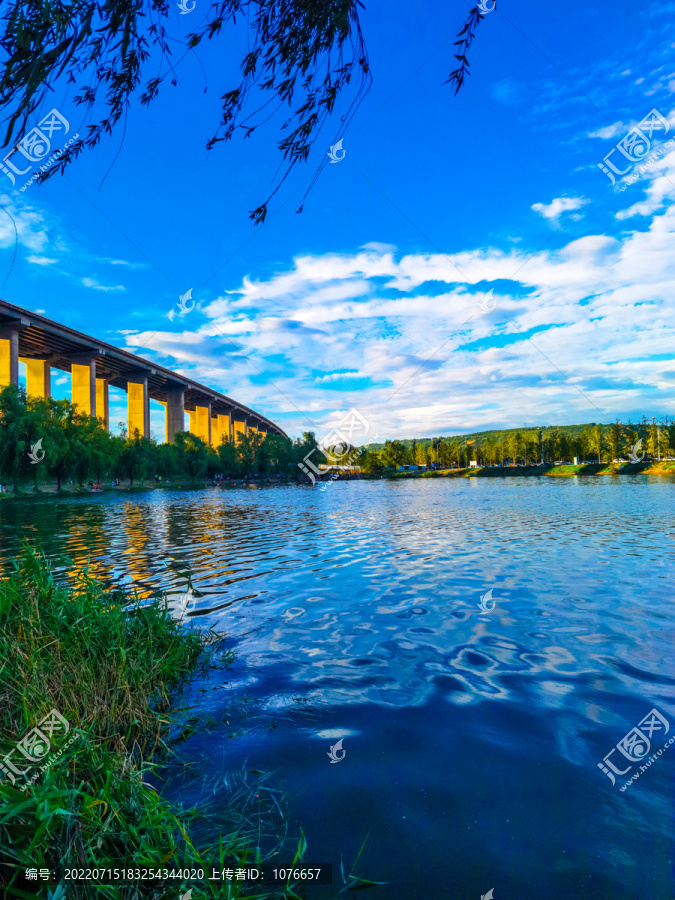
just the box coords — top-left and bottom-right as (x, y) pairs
(194, 403), (211, 445)
(213, 413), (230, 446)
(165, 389), (185, 443)
(234, 417), (247, 444)
(127, 374), (150, 438)
(96, 378), (109, 429)
(71, 355), (97, 416)
(0, 329), (20, 388)
(21, 358), (51, 398)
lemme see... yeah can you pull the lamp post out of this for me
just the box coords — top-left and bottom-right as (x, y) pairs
(652, 417), (661, 461)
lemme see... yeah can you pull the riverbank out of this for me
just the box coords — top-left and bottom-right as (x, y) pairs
(379, 460), (675, 479)
(0, 476), (297, 496)
(0, 547), (301, 898)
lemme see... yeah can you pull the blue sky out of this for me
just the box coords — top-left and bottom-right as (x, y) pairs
(2, 0), (675, 441)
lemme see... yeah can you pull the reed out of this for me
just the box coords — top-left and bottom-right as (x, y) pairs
(0, 546), (303, 898)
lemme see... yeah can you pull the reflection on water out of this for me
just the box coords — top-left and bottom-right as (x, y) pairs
(1, 476), (673, 899)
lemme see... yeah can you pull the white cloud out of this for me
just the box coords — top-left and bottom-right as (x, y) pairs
(531, 196), (589, 222)
(615, 145), (675, 219)
(82, 277), (126, 292)
(27, 255), (58, 266)
(315, 371), (363, 383)
(0, 195), (51, 252)
(122, 205), (675, 440)
(588, 123), (625, 140)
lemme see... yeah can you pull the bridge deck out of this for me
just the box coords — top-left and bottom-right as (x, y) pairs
(0, 299), (286, 439)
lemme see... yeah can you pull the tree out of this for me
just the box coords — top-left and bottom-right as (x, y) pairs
(647, 420), (661, 460)
(507, 432), (522, 466)
(0, 0), (371, 224)
(607, 421), (623, 461)
(174, 432), (209, 483)
(237, 432), (256, 478)
(380, 439), (405, 469)
(358, 447), (383, 474)
(542, 431), (555, 464)
(482, 436), (495, 466)
(0, 385), (42, 490)
(121, 431), (154, 486)
(579, 427), (594, 464)
(591, 424), (605, 463)
(665, 421), (675, 458)
(497, 435), (508, 466)
(218, 437), (240, 477)
(266, 433), (293, 477)
(44, 398), (77, 491)
(0, 2), (489, 223)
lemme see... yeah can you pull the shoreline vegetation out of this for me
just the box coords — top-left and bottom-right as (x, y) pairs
(383, 460), (675, 479)
(2, 384), (674, 495)
(2, 458), (675, 498)
(0, 546), (304, 899)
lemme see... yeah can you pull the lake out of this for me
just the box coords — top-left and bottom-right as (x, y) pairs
(1, 475), (673, 899)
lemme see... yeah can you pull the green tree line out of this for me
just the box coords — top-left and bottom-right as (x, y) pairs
(358, 420), (675, 473)
(0, 385), (320, 491)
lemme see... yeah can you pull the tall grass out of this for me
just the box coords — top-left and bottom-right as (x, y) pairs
(0, 546), (304, 898)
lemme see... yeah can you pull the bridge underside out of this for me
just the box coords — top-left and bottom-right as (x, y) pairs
(0, 300), (286, 445)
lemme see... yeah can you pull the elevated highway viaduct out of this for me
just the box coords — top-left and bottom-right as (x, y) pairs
(0, 299), (287, 445)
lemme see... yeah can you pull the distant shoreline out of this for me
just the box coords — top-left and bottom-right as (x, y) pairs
(2, 460), (674, 499)
(376, 460), (675, 480)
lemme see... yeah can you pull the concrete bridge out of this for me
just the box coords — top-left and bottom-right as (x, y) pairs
(0, 299), (287, 444)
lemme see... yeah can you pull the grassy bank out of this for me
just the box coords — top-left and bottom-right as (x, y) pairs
(378, 460), (675, 480)
(0, 477), (296, 496)
(0, 547), (302, 898)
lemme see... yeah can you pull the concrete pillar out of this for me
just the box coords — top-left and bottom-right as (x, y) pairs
(194, 403), (211, 445)
(71, 357), (97, 417)
(165, 388), (185, 443)
(214, 413), (230, 446)
(96, 378), (109, 429)
(127, 373), (150, 438)
(21, 358), (51, 398)
(0, 330), (19, 388)
(187, 409), (195, 433)
(234, 417), (247, 444)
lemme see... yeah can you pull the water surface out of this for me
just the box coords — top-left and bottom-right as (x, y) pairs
(1, 476), (673, 899)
